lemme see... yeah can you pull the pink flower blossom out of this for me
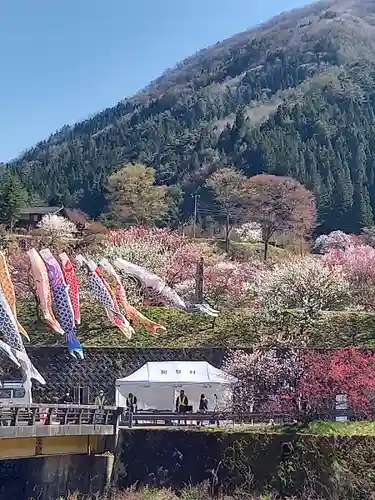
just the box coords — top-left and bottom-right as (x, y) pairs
(323, 245), (375, 310)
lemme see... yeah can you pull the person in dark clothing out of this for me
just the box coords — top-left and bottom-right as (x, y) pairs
(60, 391), (73, 404)
(175, 390), (188, 413)
(198, 393), (208, 426)
(126, 393), (138, 413)
(94, 390), (106, 408)
(199, 394), (208, 412)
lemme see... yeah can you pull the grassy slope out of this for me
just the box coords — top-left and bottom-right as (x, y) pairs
(18, 299), (375, 348)
(188, 421), (375, 436)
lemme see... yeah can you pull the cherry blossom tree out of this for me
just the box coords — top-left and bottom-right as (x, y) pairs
(245, 175), (316, 260)
(174, 260), (262, 309)
(312, 230), (355, 254)
(223, 349), (284, 413)
(223, 348), (304, 415)
(323, 245), (375, 310)
(107, 227), (183, 252)
(99, 227), (260, 308)
(37, 214), (77, 247)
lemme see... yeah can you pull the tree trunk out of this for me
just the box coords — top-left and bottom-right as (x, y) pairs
(263, 238), (269, 261)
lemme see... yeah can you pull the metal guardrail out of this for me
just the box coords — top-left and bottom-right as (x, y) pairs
(121, 410), (353, 428)
(0, 405), (352, 429)
(0, 404), (120, 427)
(121, 411), (294, 428)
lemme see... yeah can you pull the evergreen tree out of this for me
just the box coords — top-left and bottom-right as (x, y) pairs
(0, 174), (28, 231)
(7, 3), (375, 233)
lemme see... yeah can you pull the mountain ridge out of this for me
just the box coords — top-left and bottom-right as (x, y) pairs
(9, 0), (375, 232)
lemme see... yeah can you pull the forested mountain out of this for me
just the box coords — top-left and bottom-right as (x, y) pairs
(9, 0), (375, 232)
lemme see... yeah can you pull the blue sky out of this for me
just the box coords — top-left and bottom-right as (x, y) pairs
(0, 0), (311, 161)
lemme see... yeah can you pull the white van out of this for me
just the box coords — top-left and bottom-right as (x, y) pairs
(0, 380), (32, 405)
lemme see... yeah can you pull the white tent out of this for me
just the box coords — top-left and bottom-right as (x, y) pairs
(115, 361), (237, 412)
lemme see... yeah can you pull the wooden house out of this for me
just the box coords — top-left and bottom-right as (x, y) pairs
(15, 206), (83, 231)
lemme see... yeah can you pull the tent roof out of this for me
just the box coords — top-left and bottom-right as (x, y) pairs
(116, 361), (237, 385)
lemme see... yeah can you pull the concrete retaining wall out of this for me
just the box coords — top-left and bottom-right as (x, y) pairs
(0, 453), (114, 500)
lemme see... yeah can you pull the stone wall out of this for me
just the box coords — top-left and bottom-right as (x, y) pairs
(0, 347), (227, 404)
(0, 453), (113, 500)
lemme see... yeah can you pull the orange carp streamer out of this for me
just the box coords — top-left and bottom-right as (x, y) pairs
(0, 251), (30, 341)
(27, 248), (64, 335)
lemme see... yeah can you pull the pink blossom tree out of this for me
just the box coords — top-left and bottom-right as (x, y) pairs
(223, 348), (304, 415)
(100, 228), (259, 309)
(323, 245), (375, 310)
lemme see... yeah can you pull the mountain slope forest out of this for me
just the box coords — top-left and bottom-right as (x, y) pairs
(9, 0), (375, 233)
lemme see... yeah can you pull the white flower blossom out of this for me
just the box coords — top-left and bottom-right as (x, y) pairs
(38, 214), (77, 242)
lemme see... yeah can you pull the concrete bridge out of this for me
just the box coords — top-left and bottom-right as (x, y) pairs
(0, 404), (120, 459)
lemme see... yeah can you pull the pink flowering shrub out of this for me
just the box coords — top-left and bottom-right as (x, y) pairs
(299, 349), (375, 417)
(323, 245), (375, 310)
(224, 348), (375, 418)
(101, 228), (262, 308)
(107, 227), (183, 251)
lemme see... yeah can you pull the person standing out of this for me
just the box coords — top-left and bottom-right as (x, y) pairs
(175, 389), (188, 426)
(59, 391), (73, 404)
(94, 390), (106, 408)
(198, 393), (208, 426)
(126, 393), (137, 413)
(199, 394), (208, 412)
(175, 390), (188, 413)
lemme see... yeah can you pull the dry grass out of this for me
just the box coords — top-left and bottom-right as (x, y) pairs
(63, 485), (327, 499)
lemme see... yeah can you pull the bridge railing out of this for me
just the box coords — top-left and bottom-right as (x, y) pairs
(0, 404), (120, 427)
(0, 405), (352, 428)
(121, 409), (352, 428)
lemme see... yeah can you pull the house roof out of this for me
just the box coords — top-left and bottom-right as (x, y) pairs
(18, 206), (63, 215)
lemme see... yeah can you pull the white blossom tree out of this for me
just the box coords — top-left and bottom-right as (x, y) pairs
(233, 222), (263, 243)
(38, 214), (77, 247)
(257, 257), (351, 316)
(312, 230), (353, 254)
(255, 257), (351, 345)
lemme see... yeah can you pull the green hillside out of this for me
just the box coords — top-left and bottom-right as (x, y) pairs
(9, 0), (375, 232)
(17, 301), (375, 349)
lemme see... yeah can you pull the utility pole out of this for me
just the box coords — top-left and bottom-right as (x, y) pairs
(192, 194), (200, 239)
(195, 257), (204, 303)
(225, 212), (230, 253)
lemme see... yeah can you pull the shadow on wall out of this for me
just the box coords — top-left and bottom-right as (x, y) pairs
(113, 429), (375, 499)
(0, 454), (113, 500)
